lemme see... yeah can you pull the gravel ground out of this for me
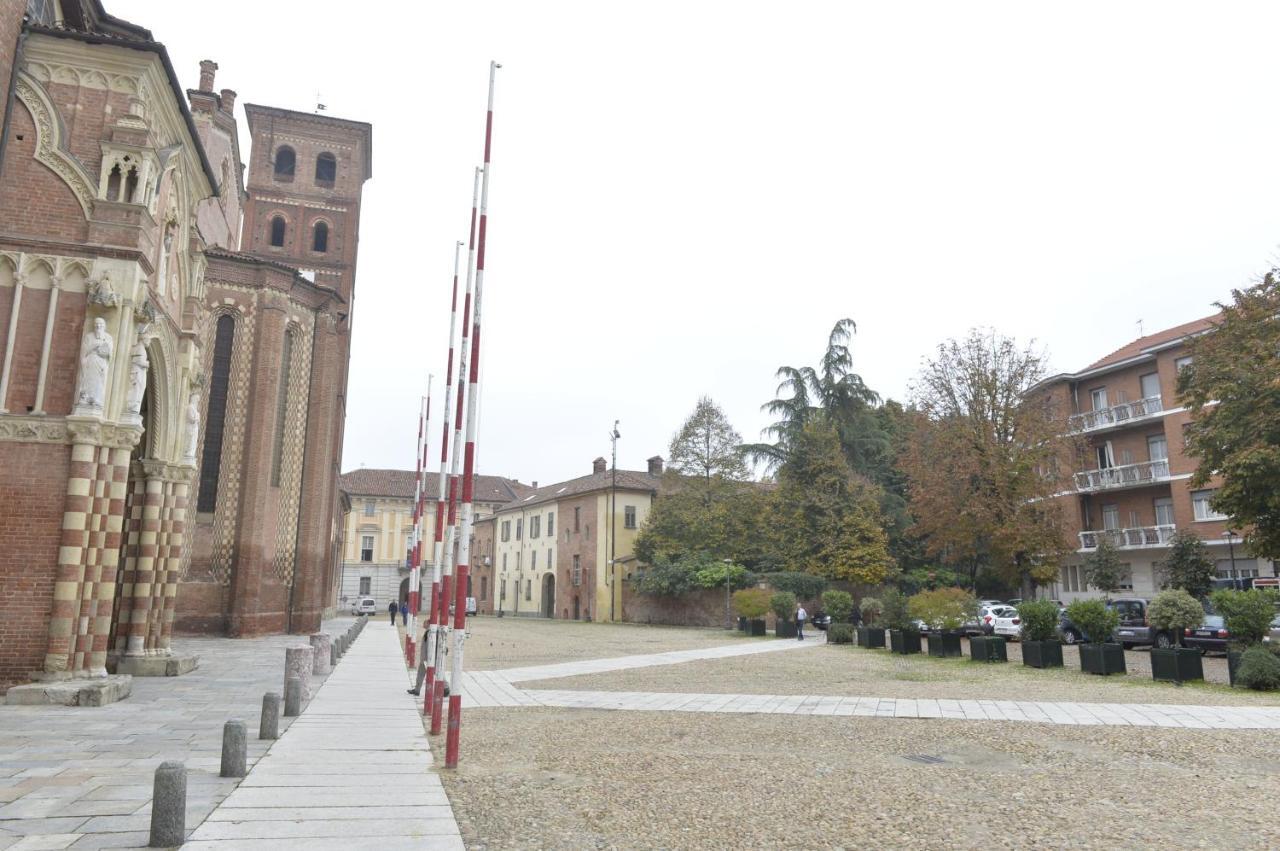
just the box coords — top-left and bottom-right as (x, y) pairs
(457, 616), (750, 671)
(436, 708), (1280, 849)
(525, 636), (1280, 707)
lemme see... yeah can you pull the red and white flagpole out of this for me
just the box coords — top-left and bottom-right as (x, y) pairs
(432, 168), (481, 732)
(447, 60), (500, 769)
(425, 240), (465, 718)
(407, 381), (431, 668)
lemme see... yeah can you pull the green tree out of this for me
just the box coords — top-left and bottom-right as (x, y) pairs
(1083, 537), (1125, 599)
(774, 420), (895, 585)
(1157, 530), (1216, 599)
(1179, 273), (1280, 559)
(900, 329), (1074, 591)
(668, 396), (749, 487)
(635, 478), (779, 570)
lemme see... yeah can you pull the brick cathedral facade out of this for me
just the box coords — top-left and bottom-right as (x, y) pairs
(0, 0), (371, 690)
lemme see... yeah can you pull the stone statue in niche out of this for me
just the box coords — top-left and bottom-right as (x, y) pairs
(73, 317), (114, 415)
(182, 389), (201, 463)
(123, 334), (149, 422)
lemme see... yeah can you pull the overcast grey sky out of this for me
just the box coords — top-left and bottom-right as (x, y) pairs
(118, 1), (1280, 485)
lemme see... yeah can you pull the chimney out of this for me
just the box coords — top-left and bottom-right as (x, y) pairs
(198, 60), (218, 93)
(531, 481), (538, 489)
(592, 457), (607, 474)
(647, 456), (664, 476)
(219, 88), (237, 114)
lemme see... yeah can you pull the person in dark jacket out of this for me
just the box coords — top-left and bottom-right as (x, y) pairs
(388, 600), (398, 626)
(401, 604), (408, 626)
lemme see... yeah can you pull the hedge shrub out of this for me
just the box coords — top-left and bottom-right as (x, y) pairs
(827, 623), (855, 644)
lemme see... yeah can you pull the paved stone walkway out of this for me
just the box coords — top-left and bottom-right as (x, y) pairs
(0, 620), (350, 849)
(186, 620), (461, 850)
(460, 637), (1280, 729)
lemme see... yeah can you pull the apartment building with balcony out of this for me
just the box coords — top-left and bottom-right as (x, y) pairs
(1037, 315), (1276, 601)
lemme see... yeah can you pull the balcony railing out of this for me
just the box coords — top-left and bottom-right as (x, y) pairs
(1079, 525), (1177, 550)
(1074, 458), (1170, 492)
(1069, 396), (1163, 434)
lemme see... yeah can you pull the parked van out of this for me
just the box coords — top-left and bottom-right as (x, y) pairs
(350, 596), (377, 616)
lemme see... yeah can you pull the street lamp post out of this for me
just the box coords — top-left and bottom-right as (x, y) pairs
(1223, 529), (1238, 577)
(610, 420), (620, 623)
(723, 558), (733, 631)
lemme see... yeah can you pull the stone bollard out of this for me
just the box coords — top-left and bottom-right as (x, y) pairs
(284, 645), (313, 701)
(336, 635), (345, 656)
(284, 675), (303, 717)
(310, 633), (332, 676)
(330, 642), (337, 668)
(220, 720), (247, 778)
(260, 692), (280, 740)
(148, 761), (186, 848)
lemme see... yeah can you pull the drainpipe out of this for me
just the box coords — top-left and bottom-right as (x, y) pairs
(0, 17), (29, 178)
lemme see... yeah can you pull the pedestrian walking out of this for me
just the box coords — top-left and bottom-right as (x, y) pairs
(388, 600), (398, 626)
(401, 604), (408, 626)
(796, 604), (807, 641)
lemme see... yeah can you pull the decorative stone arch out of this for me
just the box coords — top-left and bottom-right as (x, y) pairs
(138, 328), (179, 463)
(12, 72), (96, 216)
(19, 256), (55, 287)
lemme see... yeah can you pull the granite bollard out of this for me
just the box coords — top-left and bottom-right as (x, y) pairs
(284, 675), (303, 716)
(330, 642), (337, 668)
(284, 645), (313, 701)
(148, 760), (186, 848)
(260, 692), (280, 740)
(220, 720), (247, 778)
(310, 633), (332, 675)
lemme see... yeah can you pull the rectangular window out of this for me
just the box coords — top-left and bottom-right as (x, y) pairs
(531, 551), (537, 570)
(502, 552), (507, 570)
(1140, 372), (1161, 402)
(1116, 564), (1134, 591)
(480, 577), (488, 600)
(1102, 504), (1120, 531)
(1175, 355), (1193, 372)
(1090, 387), (1108, 412)
(624, 505), (637, 529)
(574, 507), (581, 532)
(364, 500), (375, 517)
(525, 579), (531, 601)
(1192, 489), (1229, 521)
(1216, 558), (1259, 579)
(1154, 497), (1175, 527)
(530, 515), (540, 539)
(359, 576), (371, 595)
(547, 548), (552, 569)
(501, 520), (510, 542)
(1147, 434), (1168, 462)
(361, 535), (374, 562)
(1095, 441), (1114, 470)
(547, 512), (555, 536)
(573, 554), (582, 586)
(516, 518), (523, 540)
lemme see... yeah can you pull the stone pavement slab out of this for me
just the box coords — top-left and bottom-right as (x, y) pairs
(187, 620), (461, 849)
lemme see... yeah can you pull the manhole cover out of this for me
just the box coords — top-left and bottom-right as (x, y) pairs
(901, 754), (945, 765)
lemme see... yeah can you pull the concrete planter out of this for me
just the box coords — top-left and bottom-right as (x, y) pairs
(857, 626), (886, 649)
(748, 619), (766, 637)
(927, 632), (963, 658)
(889, 628), (921, 655)
(1151, 646), (1204, 683)
(1022, 640), (1064, 669)
(1079, 642), (1126, 676)
(969, 635), (1007, 663)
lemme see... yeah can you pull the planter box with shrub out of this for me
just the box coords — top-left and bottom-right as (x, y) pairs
(889, 628), (920, 655)
(927, 631), (963, 658)
(969, 635), (1007, 663)
(776, 619), (797, 639)
(1079, 642), (1126, 676)
(857, 627), (886, 649)
(748, 619), (766, 637)
(737, 616), (747, 633)
(1150, 646), (1204, 683)
(827, 623), (855, 645)
(1021, 639), (1064, 669)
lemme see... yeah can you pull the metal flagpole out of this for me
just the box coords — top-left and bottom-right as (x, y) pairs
(432, 171), (481, 732)
(447, 60), (500, 769)
(407, 380), (430, 668)
(426, 240), (465, 718)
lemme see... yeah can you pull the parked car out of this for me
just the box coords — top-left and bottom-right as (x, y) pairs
(990, 609), (1022, 640)
(978, 599), (1004, 609)
(1111, 597), (1178, 649)
(810, 610), (831, 631)
(350, 596), (376, 616)
(976, 605), (1018, 636)
(1058, 610), (1089, 644)
(1005, 598), (1023, 607)
(1183, 614), (1230, 654)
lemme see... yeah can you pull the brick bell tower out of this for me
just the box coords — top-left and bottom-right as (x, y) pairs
(240, 105), (372, 630)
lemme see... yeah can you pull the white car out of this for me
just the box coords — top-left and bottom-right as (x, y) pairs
(350, 596), (376, 616)
(990, 609), (1022, 640)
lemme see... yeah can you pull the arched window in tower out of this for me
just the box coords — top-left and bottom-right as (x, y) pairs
(197, 315), (236, 513)
(312, 221), (329, 253)
(315, 152), (336, 187)
(274, 146), (296, 181)
(106, 163), (122, 201)
(123, 165), (140, 203)
(269, 216), (287, 247)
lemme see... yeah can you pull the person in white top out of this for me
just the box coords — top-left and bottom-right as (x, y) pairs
(795, 605), (808, 641)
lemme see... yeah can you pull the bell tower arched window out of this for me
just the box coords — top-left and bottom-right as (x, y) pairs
(315, 152), (336, 187)
(312, 221), (329, 253)
(273, 146), (296, 181)
(269, 216), (287, 247)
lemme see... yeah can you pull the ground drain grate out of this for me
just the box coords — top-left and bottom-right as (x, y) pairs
(901, 754), (946, 765)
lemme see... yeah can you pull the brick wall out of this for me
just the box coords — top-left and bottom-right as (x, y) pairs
(0, 0), (24, 169)
(621, 585), (726, 629)
(0, 441), (69, 689)
(555, 494), (597, 620)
